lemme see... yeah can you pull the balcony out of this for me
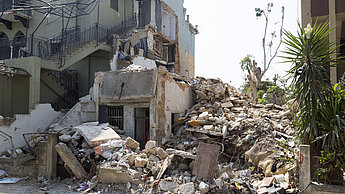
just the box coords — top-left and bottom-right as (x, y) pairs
(0, 0), (32, 30)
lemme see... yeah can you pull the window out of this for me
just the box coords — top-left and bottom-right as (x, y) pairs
(107, 106), (123, 129)
(110, 0), (119, 12)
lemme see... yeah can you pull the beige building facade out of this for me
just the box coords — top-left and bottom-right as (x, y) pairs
(302, 0), (345, 84)
(0, 0), (197, 117)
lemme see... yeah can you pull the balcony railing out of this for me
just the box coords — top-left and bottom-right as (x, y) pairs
(0, 0), (32, 16)
(0, 14), (137, 66)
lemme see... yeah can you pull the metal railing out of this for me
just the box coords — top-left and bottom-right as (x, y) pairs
(0, 0), (32, 16)
(0, 14), (137, 66)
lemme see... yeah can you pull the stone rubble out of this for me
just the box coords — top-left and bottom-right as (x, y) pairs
(1, 76), (299, 193)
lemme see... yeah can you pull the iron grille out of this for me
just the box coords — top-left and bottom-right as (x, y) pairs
(107, 106), (123, 130)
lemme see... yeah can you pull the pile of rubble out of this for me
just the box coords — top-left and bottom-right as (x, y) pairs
(2, 76), (299, 193)
(164, 77), (299, 193)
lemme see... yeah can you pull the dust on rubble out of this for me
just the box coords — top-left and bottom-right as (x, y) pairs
(0, 76), (299, 194)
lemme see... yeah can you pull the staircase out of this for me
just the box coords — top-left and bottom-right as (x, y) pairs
(48, 70), (79, 111)
(37, 17), (137, 69)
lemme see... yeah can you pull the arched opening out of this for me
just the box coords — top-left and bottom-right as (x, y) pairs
(13, 31), (26, 58)
(0, 32), (11, 60)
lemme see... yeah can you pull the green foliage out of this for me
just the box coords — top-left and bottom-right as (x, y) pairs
(318, 150), (345, 183)
(282, 21), (345, 183)
(282, 21), (340, 143)
(255, 74), (290, 105)
(240, 54), (253, 72)
(255, 3), (273, 17)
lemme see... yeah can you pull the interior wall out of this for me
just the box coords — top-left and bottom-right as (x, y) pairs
(0, 104), (61, 153)
(0, 75), (12, 116)
(0, 75), (29, 117)
(11, 75), (29, 115)
(67, 51), (110, 97)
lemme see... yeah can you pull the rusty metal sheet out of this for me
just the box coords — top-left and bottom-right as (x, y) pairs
(192, 142), (220, 181)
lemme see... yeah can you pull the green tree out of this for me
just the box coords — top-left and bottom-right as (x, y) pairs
(282, 21), (345, 183)
(241, 3), (285, 101)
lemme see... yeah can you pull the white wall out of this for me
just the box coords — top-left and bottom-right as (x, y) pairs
(0, 104), (61, 153)
(169, 15), (176, 40)
(162, 11), (170, 37)
(132, 56), (157, 69)
(124, 106), (135, 138)
(163, 76), (193, 140)
(57, 102), (97, 126)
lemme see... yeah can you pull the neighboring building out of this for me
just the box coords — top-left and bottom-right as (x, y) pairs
(0, 0), (197, 117)
(301, 0), (345, 84)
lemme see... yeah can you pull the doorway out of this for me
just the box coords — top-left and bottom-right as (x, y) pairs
(134, 108), (150, 149)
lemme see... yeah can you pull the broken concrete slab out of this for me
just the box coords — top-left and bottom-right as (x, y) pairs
(98, 166), (135, 184)
(156, 155), (174, 180)
(159, 180), (179, 192)
(185, 128), (223, 137)
(180, 182), (195, 194)
(165, 148), (196, 160)
(193, 143), (220, 181)
(74, 123), (121, 147)
(55, 143), (87, 179)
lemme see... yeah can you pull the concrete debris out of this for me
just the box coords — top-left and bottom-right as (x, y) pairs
(159, 180), (179, 192)
(55, 142), (88, 179)
(17, 77), (299, 193)
(163, 77), (299, 193)
(75, 122), (121, 147)
(199, 181), (210, 194)
(180, 182), (195, 194)
(125, 137), (140, 150)
(0, 170), (8, 179)
(192, 142), (220, 181)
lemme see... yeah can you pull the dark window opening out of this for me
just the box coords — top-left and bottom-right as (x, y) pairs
(168, 44), (176, 63)
(135, 108), (150, 149)
(107, 106), (124, 129)
(13, 31), (26, 58)
(171, 113), (180, 135)
(0, 32), (11, 60)
(110, 0), (119, 12)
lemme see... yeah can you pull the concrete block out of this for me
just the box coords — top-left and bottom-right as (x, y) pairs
(156, 147), (168, 160)
(75, 124), (121, 147)
(135, 157), (148, 168)
(55, 143), (87, 179)
(180, 182), (195, 194)
(145, 140), (156, 149)
(299, 145), (311, 191)
(98, 167), (133, 184)
(125, 137), (140, 150)
(199, 181), (210, 194)
(159, 180), (179, 192)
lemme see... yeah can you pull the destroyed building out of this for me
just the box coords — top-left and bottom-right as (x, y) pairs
(0, 0), (197, 117)
(0, 0), (198, 153)
(93, 66), (193, 147)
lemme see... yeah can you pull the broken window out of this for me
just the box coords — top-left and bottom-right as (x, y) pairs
(168, 44), (175, 63)
(171, 113), (180, 135)
(107, 106), (124, 130)
(135, 108), (150, 149)
(110, 0), (119, 12)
